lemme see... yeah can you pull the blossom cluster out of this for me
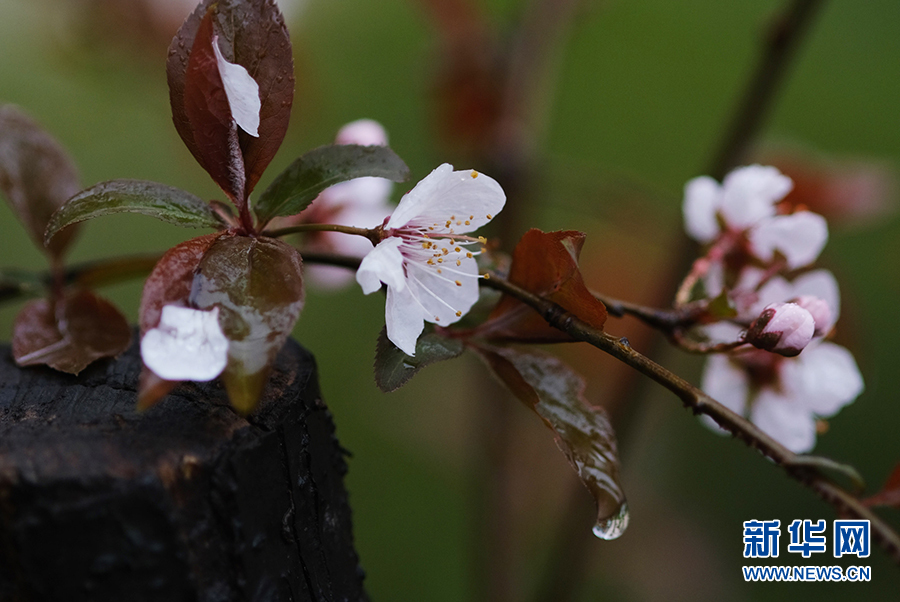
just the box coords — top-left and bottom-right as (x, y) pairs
(682, 165), (864, 453)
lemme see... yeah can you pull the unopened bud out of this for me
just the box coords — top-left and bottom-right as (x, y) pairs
(792, 295), (832, 337)
(746, 302), (814, 357)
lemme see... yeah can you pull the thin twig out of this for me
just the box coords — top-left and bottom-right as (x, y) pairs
(481, 271), (900, 565)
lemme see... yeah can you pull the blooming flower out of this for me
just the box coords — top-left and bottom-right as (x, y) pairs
(141, 305), (229, 381)
(356, 163), (506, 355)
(683, 165), (828, 269)
(697, 268), (861, 452)
(702, 342), (864, 453)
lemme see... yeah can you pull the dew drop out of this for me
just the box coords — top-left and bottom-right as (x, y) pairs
(592, 502), (629, 540)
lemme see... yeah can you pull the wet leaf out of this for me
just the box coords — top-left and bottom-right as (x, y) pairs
(862, 463), (900, 509)
(139, 233), (220, 334)
(45, 179), (222, 245)
(180, 9), (246, 203)
(254, 144), (410, 227)
(168, 0), (294, 200)
(13, 290), (132, 375)
(0, 105), (81, 258)
(190, 234), (304, 413)
(473, 344), (627, 538)
(374, 327), (464, 392)
(478, 229), (607, 342)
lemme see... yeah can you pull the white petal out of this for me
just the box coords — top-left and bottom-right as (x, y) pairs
(701, 354), (749, 416)
(751, 276), (793, 314)
(792, 269), (840, 328)
(336, 119), (388, 147)
(784, 342), (864, 417)
(212, 34), (261, 137)
(356, 237), (406, 295)
(700, 321), (745, 345)
(719, 165), (791, 229)
(387, 163), (505, 233)
(699, 355), (748, 435)
(683, 176), (721, 243)
(404, 250), (480, 326)
(385, 284), (426, 356)
(322, 176), (394, 210)
(750, 389), (817, 453)
(748, 211), (828, 269)
(141, 305), (229, 381)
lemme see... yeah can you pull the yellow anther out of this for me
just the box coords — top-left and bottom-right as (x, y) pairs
(445, 221), (452, 228)
(469, 215), (474, 220)
(486, 214), (492, 219)
(456, 221), (462, 226)
(427, 259), (434, 265)
(483, 273), (491, 279)
(471, 170), (478, 179)
(455, 280), (462, 287)
(428, 226), (434, 231)
(456, 259), (461, 266)
(438, 258), (443, 263)
(422, 242), (431, 249)
(464, 220), (470, 225)
(454, 247), (461, 252)
(481, 247), (487, 253)
(456, 311), (462, 317)
(466, 252), (473, 258)
(442, 248), (449, 255)
(478, 236), (487, 244)
(437, 269), (442, 273)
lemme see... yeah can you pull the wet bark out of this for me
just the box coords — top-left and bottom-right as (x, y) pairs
(0, 335), (366, 602)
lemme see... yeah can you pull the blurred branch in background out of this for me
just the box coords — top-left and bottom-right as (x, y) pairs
(536, 1), (830, 600)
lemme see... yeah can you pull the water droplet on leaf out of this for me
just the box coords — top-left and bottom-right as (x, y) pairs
(592, 502), (629, 540)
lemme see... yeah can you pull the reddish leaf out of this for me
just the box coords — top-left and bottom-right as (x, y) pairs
(478, 229), (607, 342)
(473, 344), (628, 539)
(13, 290), (132, 375)
(190, 235), (304, 413)
(168, 0), (294, 201)
(862, 463), (900, 509)
(0, 105), (81, 258)
(181, 10), (246, 203)
(139, 233), (220, 334)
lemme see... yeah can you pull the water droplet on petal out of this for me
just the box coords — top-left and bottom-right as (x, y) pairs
(592, 502), (629, 540)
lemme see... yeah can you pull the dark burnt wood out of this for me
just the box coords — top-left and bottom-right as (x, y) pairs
(0, 335), (366, 602)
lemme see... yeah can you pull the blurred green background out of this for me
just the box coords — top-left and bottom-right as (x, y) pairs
(1, 0), (899, 599)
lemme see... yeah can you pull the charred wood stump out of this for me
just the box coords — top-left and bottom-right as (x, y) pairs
(0, 335), (366, 602)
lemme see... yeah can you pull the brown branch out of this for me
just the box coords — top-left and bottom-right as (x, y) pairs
(481, 271), (900, 565)
(707, 0), (826, 180)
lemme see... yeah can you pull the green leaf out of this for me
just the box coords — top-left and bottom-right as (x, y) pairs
(474, 345), (628, 540)
(254, 144), (410, 226)
(374, 327), (464, 392)
(45, 179), (223, 244)
(44, 180), (223, 242)
(190, 234), (304, 414)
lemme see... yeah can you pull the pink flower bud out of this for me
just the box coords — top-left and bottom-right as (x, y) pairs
(792, 295), (832, 336)
(746, 302), (815, 357)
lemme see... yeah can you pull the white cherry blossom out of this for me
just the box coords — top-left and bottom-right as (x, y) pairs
(141, 305), (229, 382)
(357, 163), (506, 355)
(683, 165), (828, 269)
(702, 342), (864, 453)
